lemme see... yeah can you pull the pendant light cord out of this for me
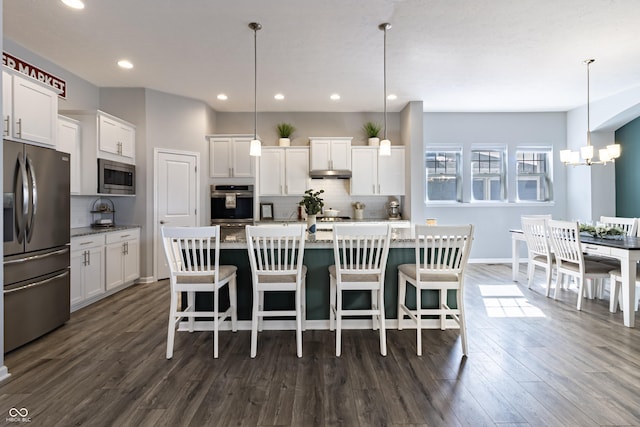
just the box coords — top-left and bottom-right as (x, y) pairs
(249, 22), (261, 140)
(379, 23), (391, 140)
(585, 58), (594, 147)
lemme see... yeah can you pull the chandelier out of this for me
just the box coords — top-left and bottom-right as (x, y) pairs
(560, 59), (620, 166)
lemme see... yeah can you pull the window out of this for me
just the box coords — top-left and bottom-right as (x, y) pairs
(516, 149), (552, 201)
(471, 149), (505, 201)
(426, 150), (461, 201)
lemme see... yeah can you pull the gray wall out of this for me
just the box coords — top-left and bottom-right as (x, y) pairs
(422, 112), (568, 260)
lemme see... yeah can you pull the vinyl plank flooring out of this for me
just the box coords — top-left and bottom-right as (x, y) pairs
(2, 264), (640, 426)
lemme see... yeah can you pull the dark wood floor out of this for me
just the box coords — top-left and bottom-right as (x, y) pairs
(2, 263), (640, 426)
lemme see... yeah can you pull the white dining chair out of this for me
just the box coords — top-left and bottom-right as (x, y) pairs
(521, 216), (554, 296)
(246, 224), (307, 358)
(599, 216), (637, 237)
(161, 226), (238, 359)
(329, 224), (391, 357)
(608, 268), (640, 312)
(397, 224), (474, 356)
(546, 220), (612, 310)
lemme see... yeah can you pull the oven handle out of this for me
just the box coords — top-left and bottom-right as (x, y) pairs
(211, 191), (254, 198)
(4, 269), (70, 294)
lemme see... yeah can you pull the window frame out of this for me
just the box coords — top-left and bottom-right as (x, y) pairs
(515, 147), (553, 203)
(470, 147), (507, 202)
(425, 148), (462, 203)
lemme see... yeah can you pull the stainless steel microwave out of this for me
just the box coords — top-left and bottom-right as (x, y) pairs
(98, 159), (135, 195)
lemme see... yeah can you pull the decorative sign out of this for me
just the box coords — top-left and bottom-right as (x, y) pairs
(2, 51), (67, 98)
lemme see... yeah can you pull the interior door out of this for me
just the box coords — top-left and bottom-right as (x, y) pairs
(155, 150), (198, 280)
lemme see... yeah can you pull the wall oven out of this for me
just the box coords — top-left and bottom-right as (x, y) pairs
(210, 185), (254, 227)
(98, 158), (135, 195)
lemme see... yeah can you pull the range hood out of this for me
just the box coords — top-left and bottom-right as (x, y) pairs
(309, 169), (352, 179)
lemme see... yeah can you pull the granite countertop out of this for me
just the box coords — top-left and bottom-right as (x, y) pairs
(221, 226), (415, 249)
(71, 225), (141, 238)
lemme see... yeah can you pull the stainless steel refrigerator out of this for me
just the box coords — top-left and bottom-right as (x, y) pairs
(3, 139), (70, 353)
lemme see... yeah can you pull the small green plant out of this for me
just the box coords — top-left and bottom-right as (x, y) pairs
(299, 189), (324, 215)
(276, 122), (296, 138)
(362, 121), (381, 138)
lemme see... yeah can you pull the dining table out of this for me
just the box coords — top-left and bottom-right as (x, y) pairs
(510, 229), (640, 328)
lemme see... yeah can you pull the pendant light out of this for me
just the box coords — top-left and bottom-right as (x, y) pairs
(560, 59), (621, 166)
(249, 22), (262, 157)
(378, 23), (392, 156)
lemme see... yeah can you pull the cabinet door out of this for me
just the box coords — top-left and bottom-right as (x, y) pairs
(98, 114), (120, 155)
(378, 148), (405, 195)
(123, 239), (140, 284)
(118, 123), (135, 160)
(260, 149), (284, 195)
(209, 138), (232, 177)
(330, 139), (351, 170)
(232, 138), (254, 177)
(58, 116), (81, 194)
(285, 148), (309, 195)
(2, 70), (12, 138)
(70, 249), (85, 307)
(105, 243), (124, 291)
(351, 148), (378, 195)
(310, 140), (331, 170)
(12, 74), (57, 146)
(85, 246), (105, 299)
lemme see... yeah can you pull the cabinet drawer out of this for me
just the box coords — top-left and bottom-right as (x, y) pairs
(71, 234), (106, 250)
(583, 244), (612, 257)
(105, 228), (140, 244)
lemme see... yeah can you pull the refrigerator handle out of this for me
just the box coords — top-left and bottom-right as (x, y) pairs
(16, 152), (28, 244)
(3, 269), (70, 295)
(25, 154), (38, 243)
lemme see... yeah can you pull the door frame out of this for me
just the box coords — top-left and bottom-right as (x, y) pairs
(153, 147), (200, 281)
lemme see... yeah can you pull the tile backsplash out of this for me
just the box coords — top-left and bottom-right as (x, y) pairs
(260, 179), (403, 220)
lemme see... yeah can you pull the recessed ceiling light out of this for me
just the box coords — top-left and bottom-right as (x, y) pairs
(274, 93), (285, 100)
(117, 60), (133, 69)
(330, 94), (340, 100)
(387, 94), (397, 100)
(61, 0), (84, 9)
(217, 94), (228, 100)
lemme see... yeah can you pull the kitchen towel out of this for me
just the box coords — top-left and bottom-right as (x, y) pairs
(225, 193), (236, 209)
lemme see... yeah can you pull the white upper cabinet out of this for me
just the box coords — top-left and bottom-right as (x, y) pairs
(57, 115), (82, 194)
(208, 135), (254, 178)
(3, 69), (58, 147)
(259, 147), (309, 196)
(351, 146), (405, 196)
(309, 137), (352, 170)
(98, 111), (135, 163)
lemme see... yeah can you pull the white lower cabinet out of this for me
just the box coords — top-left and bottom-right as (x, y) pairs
(105, 229), (140, 291)
(70, 227), (140, 312)
(70, 234), (106, 310)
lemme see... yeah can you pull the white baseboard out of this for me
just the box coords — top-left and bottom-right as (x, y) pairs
(0, 366), (10, 383)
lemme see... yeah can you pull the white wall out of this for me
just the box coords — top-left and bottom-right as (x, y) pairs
(422, 112), (568, 260)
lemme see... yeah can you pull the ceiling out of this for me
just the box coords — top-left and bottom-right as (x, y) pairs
(4, 0), (640, 113)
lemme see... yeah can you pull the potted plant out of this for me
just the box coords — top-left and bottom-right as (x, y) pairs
(299, 189), (324, 234)
(363, 121), (381, 146)
(277, 122), (295, 146)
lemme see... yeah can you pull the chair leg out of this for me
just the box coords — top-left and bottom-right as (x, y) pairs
(553, 272), (562, 300)
(187, 291), (195, 332)
(336, 287), (342, 357)
(397, 272), (407, 330)
(296, 287), (303, 358)
(458, 290), (468, 357)
(329, 276), (336, 331)
(166, 291), (177, 359)
(545, 266), (553, 297)
(301, 278), (307, 332)
(610, 276), (620, 313)
(416, 285), (422, 356)
(258, 290), (265, 332)
(527, 262), (535, 288)
(378, 288), (387, 356)
(213, 287), (219, 359)
(371, 289), (378, 330)
(440, 288), (447, 330)
(251, 290), (259, 358)
(229, 275), (238, 332)
(577, 278), (584, 311)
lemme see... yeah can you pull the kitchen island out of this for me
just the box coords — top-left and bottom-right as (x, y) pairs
(188, 226), (461, 330)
